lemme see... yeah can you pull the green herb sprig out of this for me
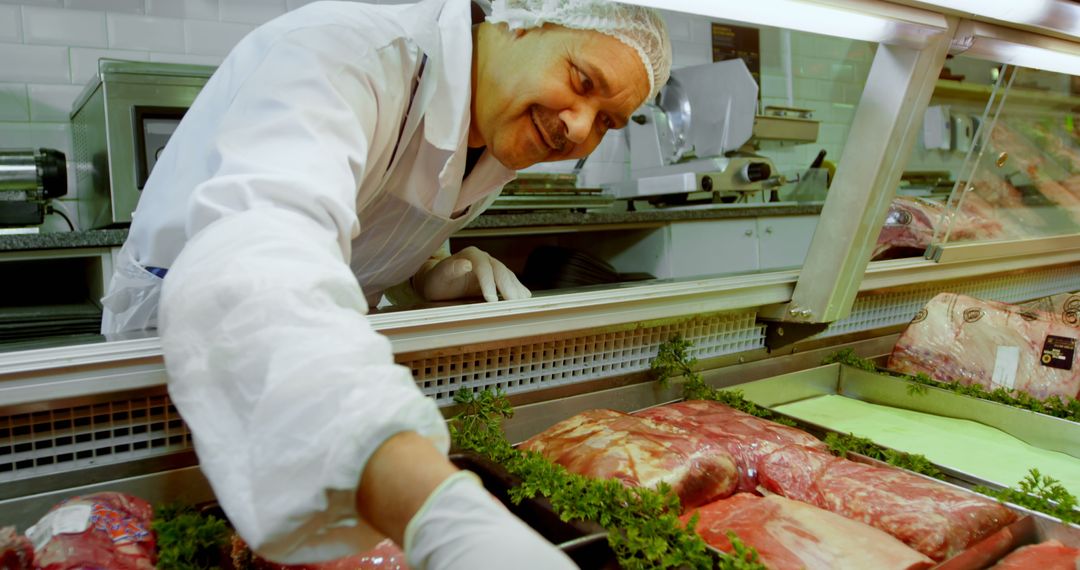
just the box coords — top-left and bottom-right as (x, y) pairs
(449, 388), (765, 570)
(152, 504), (231, 570)
(824, 432), (943, 479)
(652, 337), (796, 427)
(823, 349), (1080, 423)
(976, 469), (1080, 524)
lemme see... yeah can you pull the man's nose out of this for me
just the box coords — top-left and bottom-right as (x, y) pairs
(559, 104), (597, 145)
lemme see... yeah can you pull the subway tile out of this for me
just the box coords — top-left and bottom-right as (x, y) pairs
(65, 0), (144, 13)
(149, 52), (223, 66)
(70, 47), (148, 85)
(22, 6), (107, 48)
(147, 0), (219, 20)
(659, 10), (692, 42)
(0, 43), (70, 83)
(0, 121), (71, 153)
(0, 6), (20, 42)
(28, 83), (84, 120)
(760, 75), (787, 99)
(184, 19), (252, 56)
(108, 13), (185, 52)
(0, 0), (62, 6)
(219, 0), (285, 25)
(0, 83), (29, 121)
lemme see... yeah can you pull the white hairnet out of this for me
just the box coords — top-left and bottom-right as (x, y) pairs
(487, 0), (672, 101)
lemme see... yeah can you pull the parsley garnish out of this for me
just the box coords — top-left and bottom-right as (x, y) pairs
(152, 504), (231, 570)
(976, 469), (1080, 524)
(449, 388), (766, 570)
(825, 432), (943, 479)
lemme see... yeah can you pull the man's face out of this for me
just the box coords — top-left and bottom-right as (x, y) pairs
(472, 24), (650, 170)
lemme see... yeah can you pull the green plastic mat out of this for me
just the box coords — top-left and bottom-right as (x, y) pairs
(774, 395), (1080, 494)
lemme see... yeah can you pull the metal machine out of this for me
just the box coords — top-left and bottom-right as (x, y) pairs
(611, 59), (782, 206)
(0, 148), (67, 227)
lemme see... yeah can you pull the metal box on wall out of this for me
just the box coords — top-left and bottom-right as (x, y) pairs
(70, 59), (215, 229)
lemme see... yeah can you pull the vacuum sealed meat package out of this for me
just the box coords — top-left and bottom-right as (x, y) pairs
(990, 540), (1080, 569)
(520, 409), (739, 509)
(0, 527), (34, 570)
(758, 445), (1016, 561)
(635, 400), (827, 493)
(889, 292), (1080, 400)
(682, 493), (933, 570)
(28, 492), (156, 570)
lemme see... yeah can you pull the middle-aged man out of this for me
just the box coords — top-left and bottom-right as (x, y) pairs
(100, 0), (671, 567)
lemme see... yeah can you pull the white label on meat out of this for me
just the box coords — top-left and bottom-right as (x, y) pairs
(25, 503), (92, 551)
(991, 346), (1020, 390)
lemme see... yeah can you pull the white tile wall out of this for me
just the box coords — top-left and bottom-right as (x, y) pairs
(0, 5), (22, 42)
(107, 13), (185, 51)
(22, 6), (107, 47)
(0, 83), (29, 120)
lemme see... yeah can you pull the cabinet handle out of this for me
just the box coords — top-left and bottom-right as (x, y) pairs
(744, 229), (753, 237)
(765, 227), (773, 235)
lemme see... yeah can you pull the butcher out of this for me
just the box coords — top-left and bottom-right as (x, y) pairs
(97, 0), (671, 567)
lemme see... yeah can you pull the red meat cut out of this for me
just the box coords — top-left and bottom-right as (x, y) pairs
(520, 408), (739, 509)
(758, 445), (1016, 561)
(990, 540), (1080, 569)
(634, 400), (828, 493)
(29, 492), (156, 570)
(872, 196), (1004, 261)
(0, 527), (33, 569)
(242, 537), (409, 569)
(682, 493), (933, 570)
(889, 293), (1080, 400)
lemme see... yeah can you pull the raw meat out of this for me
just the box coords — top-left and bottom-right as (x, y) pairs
(0, 527), (33, 570)
(681, 493), (933, 570)
(990, 540), (1080, 569)
(872, 196), (1003, 261)
(29, 492), (156, 570)
(635, 400), (827, 493)
(237, 536), (410, 569)
(888, 292), (1080, 400)
(758, 445), (1017, 561)
(520, 409), (739, 509)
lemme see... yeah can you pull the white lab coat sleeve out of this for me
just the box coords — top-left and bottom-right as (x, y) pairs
(157, 28), (448, 563)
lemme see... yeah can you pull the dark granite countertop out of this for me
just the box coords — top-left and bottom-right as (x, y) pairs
(0, 203), (822, 252)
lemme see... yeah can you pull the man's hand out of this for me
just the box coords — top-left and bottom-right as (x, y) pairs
(414, 246), (531, 303)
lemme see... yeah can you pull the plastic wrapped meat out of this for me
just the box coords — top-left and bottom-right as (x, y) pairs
(1023, 292), (1080, 327)
(990, 540), (1080, 569)
(0, 527), (34, 570)
(520, 409), (739, 509)
(635, 400), (827, 493)
(758, 445), (1016, 561)
(28, 492), (156, 570)
(889, 292), (1080, 400)
(681, 493), (933, 570)
(241, 537), (410, 569)
(872, 196), (1003, 260)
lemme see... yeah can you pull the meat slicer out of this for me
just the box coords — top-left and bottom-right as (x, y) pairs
(611, 59), (781, 206)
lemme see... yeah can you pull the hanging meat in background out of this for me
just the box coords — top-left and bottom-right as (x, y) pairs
(989, 540), (1080, 569)
(991, 122), (1080, 224)
(28, 492), (156, 570)
(889, 292), (1080, 400)
(757, 444), (1017, 561)
(520, 408), (739, 509)
(634, 400), (828, 493)
(872, 196), (1005, 260)
(0, 527), (33, 570)
(681, 493), (934, 570)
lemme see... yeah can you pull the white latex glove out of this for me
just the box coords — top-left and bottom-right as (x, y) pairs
(416, 246), (531, 303)
(404, 471), (578, 570)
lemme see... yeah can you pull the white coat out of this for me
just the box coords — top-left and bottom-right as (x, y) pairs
(101, 0), (514, 562)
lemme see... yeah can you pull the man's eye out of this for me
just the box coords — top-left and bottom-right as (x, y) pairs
(577, 68), (594, 93)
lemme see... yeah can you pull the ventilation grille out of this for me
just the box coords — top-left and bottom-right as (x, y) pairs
(406, 311), (765, 405)
(821, 265), (1080, 338)
(0, 395), (190, 484)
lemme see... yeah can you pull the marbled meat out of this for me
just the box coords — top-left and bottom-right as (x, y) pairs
(29, 492), (156, 570)
(635, 400), (827, 493)
(758, 445), (1016, 561)
(237, 536), (409, 569)
(872, 196), (1004, 261)
(520, 408), (739, 509)
(990, 540), (1080, 569)
(889, 293), (1080, 400)
(0, 527), (33, 570)
(682, 493), (933, 570)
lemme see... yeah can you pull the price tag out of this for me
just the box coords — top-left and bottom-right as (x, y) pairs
(991, 346), (1020, 390)
(1041, 336), (1077, 370)
(25, 503), (91, 551)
